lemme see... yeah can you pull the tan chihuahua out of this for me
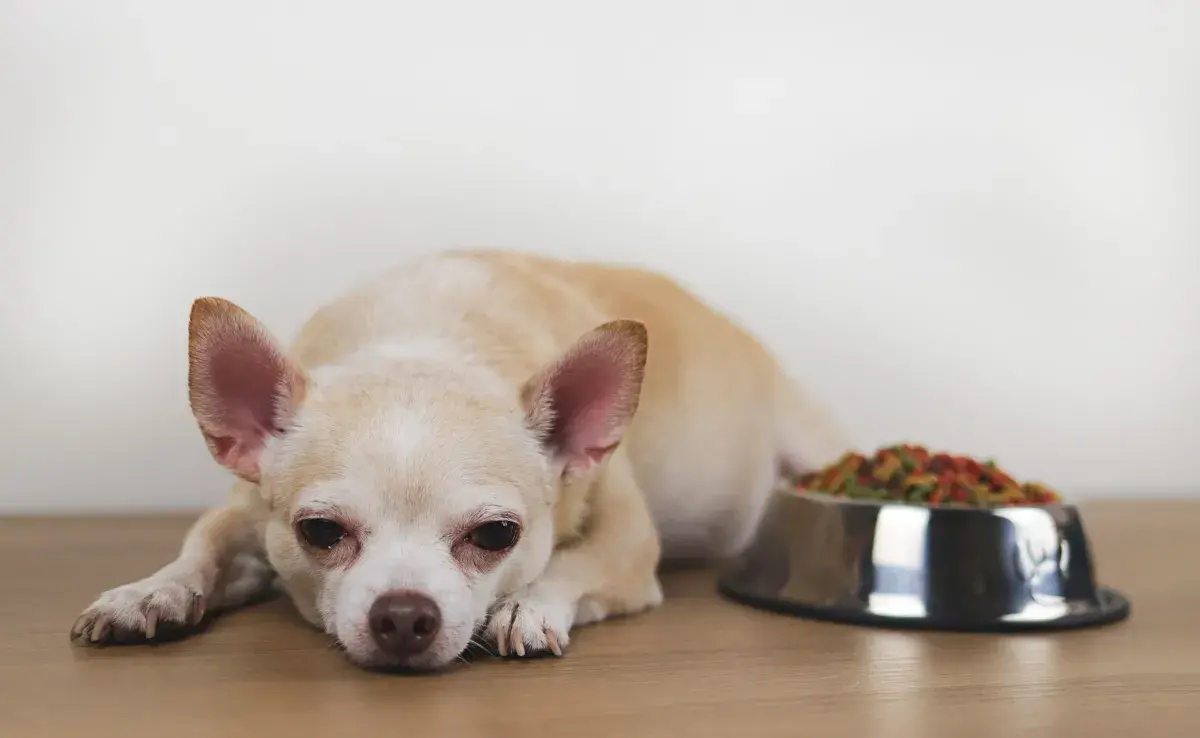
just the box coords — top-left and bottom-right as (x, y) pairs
(71, 250), (848, 670)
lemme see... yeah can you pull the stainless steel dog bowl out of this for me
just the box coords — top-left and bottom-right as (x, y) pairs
(717, 487), (1130, 631)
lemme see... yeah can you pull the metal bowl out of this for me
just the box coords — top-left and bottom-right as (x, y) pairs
(717, 487), (1131, 632)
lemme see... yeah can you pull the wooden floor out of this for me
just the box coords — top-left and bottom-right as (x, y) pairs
(1, 501), (1197, 737)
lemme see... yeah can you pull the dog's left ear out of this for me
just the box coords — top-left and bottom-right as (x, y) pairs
(522, 320), (648, 477)
(187, 297), (307, 483)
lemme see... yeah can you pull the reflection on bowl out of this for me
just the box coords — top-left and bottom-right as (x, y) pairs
(717, 488), (1130, 631)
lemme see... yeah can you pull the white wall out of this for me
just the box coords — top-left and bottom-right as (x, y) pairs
(2, 1), (1197, 513)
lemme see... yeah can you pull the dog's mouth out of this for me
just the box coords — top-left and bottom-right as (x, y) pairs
(332, 623), (492, 674)
(338, 645), (456, 674)
(365, 642), (494, 675)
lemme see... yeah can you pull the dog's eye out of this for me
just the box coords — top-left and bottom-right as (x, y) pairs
(298, 518), (346, 549)
(468, 521), (520, 551)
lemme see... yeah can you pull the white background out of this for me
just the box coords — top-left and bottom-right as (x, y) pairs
(2, 1), (1197, 512)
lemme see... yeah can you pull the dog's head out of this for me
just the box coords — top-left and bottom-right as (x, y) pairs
(185, 297), (646, 670)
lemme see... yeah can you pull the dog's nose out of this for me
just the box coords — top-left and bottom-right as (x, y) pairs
(368, 591), (442, 658)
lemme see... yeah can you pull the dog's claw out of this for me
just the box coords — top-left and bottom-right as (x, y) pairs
(90, 618), (110, 643)
(189, 592), (206, 624)
(144, 610), (158, 639)
(513, 634), (526, 658)
(545, 628), (563, 657)
(70, 614), (88, 639)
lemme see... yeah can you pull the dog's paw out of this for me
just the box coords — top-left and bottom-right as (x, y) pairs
(71, 573), (206, 646)
(487, 587), (575, 659)
(575, 575), (664, 627)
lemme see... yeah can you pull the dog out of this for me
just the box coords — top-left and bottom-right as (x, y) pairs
(70, 250), (849, 670)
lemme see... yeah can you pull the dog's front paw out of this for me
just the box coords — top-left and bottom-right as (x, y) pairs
(487, 587), (575, 659)
(71, 573), (206, 645)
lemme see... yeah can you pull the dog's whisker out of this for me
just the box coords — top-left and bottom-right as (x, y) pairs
(469, 636), (498, 658)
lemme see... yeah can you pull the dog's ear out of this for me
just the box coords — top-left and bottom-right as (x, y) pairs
(187, 297), (306, 483)
(522, 320), (648, 477)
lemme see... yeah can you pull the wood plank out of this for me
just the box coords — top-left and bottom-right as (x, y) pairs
(1, 501), (1196, 737)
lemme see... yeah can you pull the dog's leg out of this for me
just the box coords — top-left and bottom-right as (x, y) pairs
(71, 503), (273, 645)
(487, 455), (663, 658)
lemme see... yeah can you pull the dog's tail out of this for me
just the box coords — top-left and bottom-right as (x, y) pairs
(773, 370), (854, 479)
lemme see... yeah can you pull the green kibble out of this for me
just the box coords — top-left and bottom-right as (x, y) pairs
(971, 486), (990, 507)
(907, 482), (937, 500)
(844, 481), (887, 500)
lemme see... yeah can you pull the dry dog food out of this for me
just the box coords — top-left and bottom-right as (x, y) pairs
(794, 444), (1062, 507)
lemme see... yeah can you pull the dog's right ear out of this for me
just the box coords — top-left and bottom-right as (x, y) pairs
(187, 297), (306, 483)
(521, 319), (648, 478)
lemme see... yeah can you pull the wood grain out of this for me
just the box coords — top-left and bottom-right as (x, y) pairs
(1, 501), (1196, 737)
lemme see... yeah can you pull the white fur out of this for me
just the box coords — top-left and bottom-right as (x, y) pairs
(275, 400), (552, 667)
(326, 530), (478, 669)
(356, 337), (472, 364)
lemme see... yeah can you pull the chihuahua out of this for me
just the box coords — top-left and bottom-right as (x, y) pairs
(70, 250), (848, 670)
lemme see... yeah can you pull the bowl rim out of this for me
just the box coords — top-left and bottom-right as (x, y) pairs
(778, 484), (1076, 512)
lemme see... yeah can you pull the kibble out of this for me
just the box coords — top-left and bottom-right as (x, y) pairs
(793, 444), (1062, 507)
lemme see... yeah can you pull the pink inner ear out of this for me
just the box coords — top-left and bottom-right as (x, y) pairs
(198, 335), (295, 480)
(209, 344), (289, 440)
(528, 322), (647, 472)
(189, 299), (302, 481)
(543, 352), (627, 459)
